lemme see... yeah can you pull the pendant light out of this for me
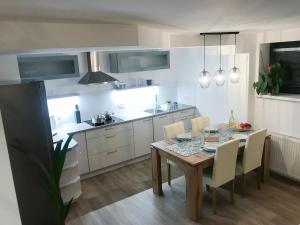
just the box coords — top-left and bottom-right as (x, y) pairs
(199, 34), (211, 88)
(229, 33), (240, 83)
(214, 34), (226, 86)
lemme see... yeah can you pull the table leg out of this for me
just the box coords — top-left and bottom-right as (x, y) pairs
(261, 136), (271, 183)
(151, 147), (163, 196)
(185, 165), (202, 221)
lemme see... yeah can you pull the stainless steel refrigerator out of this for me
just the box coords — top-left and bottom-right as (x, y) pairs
(0, 82), (59, 225)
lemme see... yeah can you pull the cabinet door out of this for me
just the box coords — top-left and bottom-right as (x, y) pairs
(153, 114), (173, 142)
(133, 118), (154, 157)
(73, 132), (90, 175)
(172, 109), (195, 130)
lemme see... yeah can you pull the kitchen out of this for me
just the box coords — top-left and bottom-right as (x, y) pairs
(0, 42), (251, 224)
(1, 2), (300, 225)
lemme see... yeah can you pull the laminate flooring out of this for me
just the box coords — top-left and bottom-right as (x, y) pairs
(67, 159), (300, 225)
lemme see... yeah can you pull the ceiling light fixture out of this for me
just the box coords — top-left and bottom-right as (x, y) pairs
(199, 31), (240, 88)
(229, 33), (240, 83)
(199, 34), (211, 88)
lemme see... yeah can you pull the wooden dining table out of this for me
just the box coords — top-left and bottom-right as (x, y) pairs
(151, 132), (271, 221)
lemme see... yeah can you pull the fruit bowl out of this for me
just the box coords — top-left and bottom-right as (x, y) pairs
(233, 123), (252, 132)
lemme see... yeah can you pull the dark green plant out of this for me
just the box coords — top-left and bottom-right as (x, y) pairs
(14, 134), (74, 225)
(253, 62), (286, 95)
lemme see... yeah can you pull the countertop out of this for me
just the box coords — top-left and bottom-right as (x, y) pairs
(53, 104), (196, 135)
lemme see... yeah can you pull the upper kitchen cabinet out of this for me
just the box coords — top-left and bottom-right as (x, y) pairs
(109, 50), (170, 73)
(17, 54), (80, 82)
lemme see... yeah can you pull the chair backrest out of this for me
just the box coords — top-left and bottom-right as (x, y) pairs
(163, 121), (185, 139)
(211, 139), (240, 187)
(242, 129), (267, 173)
(191, 116), (210, 132)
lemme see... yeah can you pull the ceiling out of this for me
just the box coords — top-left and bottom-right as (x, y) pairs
(1, 0), (300, 32)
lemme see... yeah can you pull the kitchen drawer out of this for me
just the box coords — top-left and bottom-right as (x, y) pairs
(89, 145), (134, 171)
(172, 108), (195, 120)
(86, 122), (133, 140)
(87, 129), (134, 155)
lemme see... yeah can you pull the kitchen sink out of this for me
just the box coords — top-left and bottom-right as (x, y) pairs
(144, 109), (165, 114)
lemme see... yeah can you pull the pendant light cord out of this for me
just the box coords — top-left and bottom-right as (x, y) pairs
(234, 34), (236, 67)
(203, 34), (206, 71)
(219, 34), (222, 70)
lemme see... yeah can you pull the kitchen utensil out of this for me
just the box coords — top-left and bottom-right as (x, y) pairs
(146, 79), (153, 86)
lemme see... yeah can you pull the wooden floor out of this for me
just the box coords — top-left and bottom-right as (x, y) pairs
(67, 159), (300, 225)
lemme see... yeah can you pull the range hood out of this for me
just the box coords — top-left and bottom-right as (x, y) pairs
(79, 52), (119, 85)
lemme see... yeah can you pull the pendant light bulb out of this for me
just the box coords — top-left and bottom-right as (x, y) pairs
(199, 70), (211, 88)
(229, 66), (240, 83)
(199, 34), (211, 89)
(230, 34), (240, 83)
(215, 34), (225, 86)
(214, 68), (226, 86)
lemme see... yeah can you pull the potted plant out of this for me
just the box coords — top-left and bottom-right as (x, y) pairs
(253, 62), (286, 95)
(14, 135), (74, 225)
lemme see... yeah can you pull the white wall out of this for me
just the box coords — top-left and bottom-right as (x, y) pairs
(0, 111), (22, 225)
(252, 28), (300, 138)
(173, 47), (249, 125)
(0, 46), (249, 129)
(0, 55), (20, 82)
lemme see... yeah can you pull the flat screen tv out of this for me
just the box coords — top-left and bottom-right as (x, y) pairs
(270, 41), (300, 94)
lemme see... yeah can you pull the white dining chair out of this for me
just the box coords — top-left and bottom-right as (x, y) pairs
(235, 129), (267, 197)
(163, 121), (185, 185)
(191, 116), (210, 132)
(203, 139), (240, 214)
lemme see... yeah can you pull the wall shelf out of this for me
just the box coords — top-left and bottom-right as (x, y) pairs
(113, 84), (159, 91)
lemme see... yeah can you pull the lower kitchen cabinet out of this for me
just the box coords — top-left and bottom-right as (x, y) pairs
(73, 132), (90, 175)
(88, 145), (134, 171)
(133, 118), (154, 157)
(71, 107), (196, 175)
(172, 108), (195, 130)
(153, 113), (173, 141)
(60, 144), (81, 203)
(86, 122), (134, 172)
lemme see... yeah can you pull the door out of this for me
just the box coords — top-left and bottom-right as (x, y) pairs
(133, 118), (154, 157)
(153, 114), (173, 142)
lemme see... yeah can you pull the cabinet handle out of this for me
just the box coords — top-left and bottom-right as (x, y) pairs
(107, 150), (118, 155)
(106, 134), (116, 139)
(143, 118), (152, 122)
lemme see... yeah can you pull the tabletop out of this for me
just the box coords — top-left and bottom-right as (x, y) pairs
(151, 129), (252, 167)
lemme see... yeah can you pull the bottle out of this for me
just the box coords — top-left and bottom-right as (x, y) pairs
(228, 110), (236, 128)
(74, 104), (81, 124)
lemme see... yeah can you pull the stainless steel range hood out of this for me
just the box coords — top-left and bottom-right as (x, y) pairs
(79, 52), (119, 85)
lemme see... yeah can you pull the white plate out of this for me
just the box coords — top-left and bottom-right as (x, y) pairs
(203, 143), (219, 152)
